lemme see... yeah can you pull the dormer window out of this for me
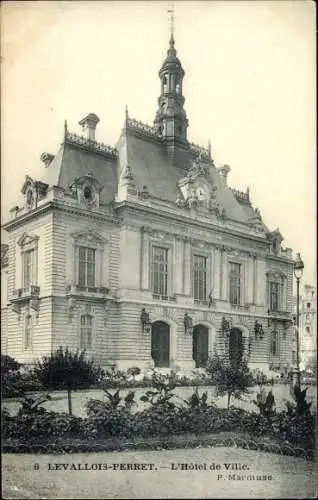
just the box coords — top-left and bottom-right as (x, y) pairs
(69, 173), (102, 210)
(26, 189), (35, 209)
(83, 186), (93, 201)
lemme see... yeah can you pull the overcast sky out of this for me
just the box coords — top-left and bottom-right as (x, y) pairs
(1, 0), (316, 288)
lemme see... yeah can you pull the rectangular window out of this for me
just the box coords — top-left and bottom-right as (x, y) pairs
(23, 250), (34, 289)
(78, 247), (95, 287)
(24, 315), (32, 350)
(151, 246), (168, 296)
(193, 255), (207, 301)
(80, 314), (92, 350)
(269, 282), (280, 311)
(270, 329), (279, 356)
(229, 262), (241, 305)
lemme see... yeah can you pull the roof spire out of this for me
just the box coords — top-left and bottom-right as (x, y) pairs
(168, 2), (175, 39)
(167, 2), (176, 56)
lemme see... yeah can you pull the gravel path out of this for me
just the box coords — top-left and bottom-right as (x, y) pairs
(2, 447), (316, 499)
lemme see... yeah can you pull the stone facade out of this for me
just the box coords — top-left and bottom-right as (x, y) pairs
(293, 285), (317, 370)
(1, 34), (296, 373)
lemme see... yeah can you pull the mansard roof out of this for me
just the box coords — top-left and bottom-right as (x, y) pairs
(117, 124), (267, 226)
(29, 115), (270, 229)
(38, 136), (117, 205)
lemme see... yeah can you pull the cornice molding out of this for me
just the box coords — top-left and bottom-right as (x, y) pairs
(114, 201), (268, 246)
(2, 201), (120, 232)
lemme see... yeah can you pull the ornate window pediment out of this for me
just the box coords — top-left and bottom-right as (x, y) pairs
(17, 232), (39, 249)
(71, 229), (107, 246)
(21, 176), (48, 210)
(69, 173), (103, 210)
(187, 155), (209, 181)
(266, 270), (287, 280)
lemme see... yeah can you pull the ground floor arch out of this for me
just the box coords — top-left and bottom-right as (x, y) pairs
(192, 324), (209, 368)
(151, 321), (170, 367)
(229, 327), (244, 368)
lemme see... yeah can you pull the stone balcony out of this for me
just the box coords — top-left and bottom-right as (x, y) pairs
(10, 285), (41, 314)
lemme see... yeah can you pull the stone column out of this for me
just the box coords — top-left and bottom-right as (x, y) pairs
(183, 238), (191, 296)
(253, 255), (257, 304)
(213, 247), (221, 299)
(141, 229), (149, 290)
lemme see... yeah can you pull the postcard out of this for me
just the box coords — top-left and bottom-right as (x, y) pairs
(1, 1), (316, 498)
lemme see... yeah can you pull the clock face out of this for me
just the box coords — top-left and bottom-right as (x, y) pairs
(196, 186), (206, 200)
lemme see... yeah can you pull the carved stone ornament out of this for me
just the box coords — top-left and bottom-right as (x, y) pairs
(184, 313), (193, 335)
(188, 188), (199, 209)
(254, 320), (264, 339)
(221, 316), (232, 336)
(140, 308), (151, 333)
(187, 155), (209, 181)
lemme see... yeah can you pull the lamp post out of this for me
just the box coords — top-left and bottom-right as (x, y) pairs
(293, 252), (304, 387)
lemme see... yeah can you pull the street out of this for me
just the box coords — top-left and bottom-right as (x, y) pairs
(2, 446), (316, 499)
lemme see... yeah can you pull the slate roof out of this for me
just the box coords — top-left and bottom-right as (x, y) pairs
(27, 119), (267, 229)
(122, 127), (261, 225)
(38, 140), (117, 204)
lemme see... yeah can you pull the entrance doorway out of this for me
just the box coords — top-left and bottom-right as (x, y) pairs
(151, 321), (170, 367)
(192, 324), (209, 368)
(229, 327), (243, 368)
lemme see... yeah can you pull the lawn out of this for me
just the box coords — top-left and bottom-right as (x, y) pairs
(2, 383), (316, 417)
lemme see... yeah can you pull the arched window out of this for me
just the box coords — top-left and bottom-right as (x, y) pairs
(24, 314), (32, 350)
(80, 314), (92, 350)
(176, 81), (180, 93)
(163, 75), (168, 93)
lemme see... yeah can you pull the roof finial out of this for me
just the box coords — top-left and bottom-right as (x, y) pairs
(64, 119), (68, 138)
(208, 140), (211, 159)
(167, 2), (175, 40)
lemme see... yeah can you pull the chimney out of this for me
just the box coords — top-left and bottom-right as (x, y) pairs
(78, 113), (100, 141)
(217, 164), (231, 185)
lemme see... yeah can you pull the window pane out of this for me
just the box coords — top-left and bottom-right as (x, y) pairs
(78, 260), (86, 286)
(23, 250), (33, 288)
(78, 246), (95, 287)
(229, 263), (241, 305)
(193, 255), (207, 300)
(80, 315), (92, 349)
(152, 247), (168, 295)
(270, 282), (280, 310)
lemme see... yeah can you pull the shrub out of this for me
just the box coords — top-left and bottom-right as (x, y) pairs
(206, 354), (252, 409)
(33, 347), (104, 415)
(287, 385), (312, 415)
(85, 389), (137, 438)
(252, 388), (275, 423)
(127, 366), (141, 380)
(1, 355), (21, 374)
(140, 370), (179, 409)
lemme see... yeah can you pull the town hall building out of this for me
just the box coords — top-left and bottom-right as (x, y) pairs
(1, 33), (296, 374)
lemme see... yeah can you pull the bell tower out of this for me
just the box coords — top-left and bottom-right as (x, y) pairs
(154, 7), (188, 144)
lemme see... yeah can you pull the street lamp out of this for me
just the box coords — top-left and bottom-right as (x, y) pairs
(293, 252), (304, 387)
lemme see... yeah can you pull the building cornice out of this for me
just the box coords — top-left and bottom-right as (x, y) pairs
(114, 200), (267, 247)
(2, 201), (119, 232)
